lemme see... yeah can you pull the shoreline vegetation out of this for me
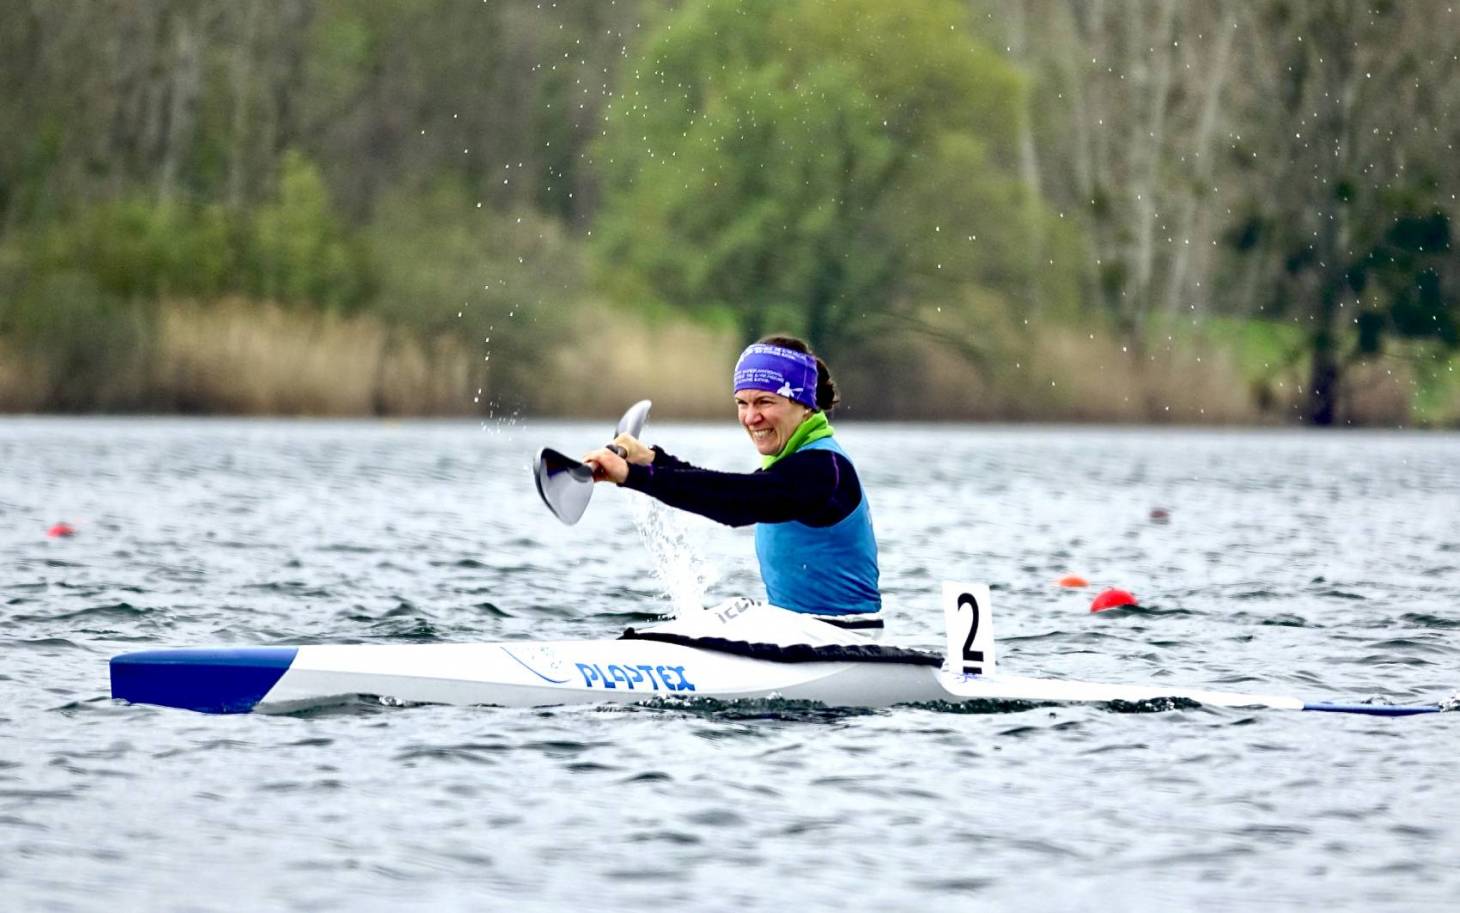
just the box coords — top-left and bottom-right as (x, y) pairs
(1, 292), (1452, 425)
(2, 1), (1457, 427)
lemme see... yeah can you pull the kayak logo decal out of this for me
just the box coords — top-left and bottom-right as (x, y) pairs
(575, 662), (697, 692)
(500, 646), (697, 692)
(713, 597), (754, 624)
(500, 646), (572, 684)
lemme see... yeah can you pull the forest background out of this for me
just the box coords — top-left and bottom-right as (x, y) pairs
(2, 0), (1458, 425)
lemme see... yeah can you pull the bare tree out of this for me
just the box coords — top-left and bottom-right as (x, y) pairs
(999, 1), (1247, 335)
(1224, 0), (1460, 424)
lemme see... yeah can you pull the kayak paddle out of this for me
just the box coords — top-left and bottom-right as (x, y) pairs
(533, 400), (652, 525)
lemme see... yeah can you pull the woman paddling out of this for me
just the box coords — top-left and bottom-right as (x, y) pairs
(582, 336), (881, 622)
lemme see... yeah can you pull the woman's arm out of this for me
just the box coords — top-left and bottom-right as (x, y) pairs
(581, 437), (688, 484)
(647, 445), (692, 471)
(622, 449), (858, 528)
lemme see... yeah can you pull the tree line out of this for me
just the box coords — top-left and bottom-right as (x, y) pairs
(1, 0), (1457, 423)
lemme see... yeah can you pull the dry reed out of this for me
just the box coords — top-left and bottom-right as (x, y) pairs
(155, 299), (483, 415)
(0, 297), (1440, 424)
(538, 315), (738, 419)
(839, 313), (1270, 423)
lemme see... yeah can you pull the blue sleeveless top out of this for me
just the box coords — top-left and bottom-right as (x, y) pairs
(753, 437), (881, 615)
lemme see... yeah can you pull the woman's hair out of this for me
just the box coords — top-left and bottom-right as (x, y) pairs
(757, 334), (840, 412)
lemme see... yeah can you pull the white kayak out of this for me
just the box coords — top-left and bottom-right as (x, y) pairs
(109, 584), (1452, 717)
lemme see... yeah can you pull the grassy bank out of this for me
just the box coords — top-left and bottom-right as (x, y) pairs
(1166, 315), (1460, 428)
(0, 298), (484, 415)
(5, 240), (1448, 424)
(0, 294), (1376, 424)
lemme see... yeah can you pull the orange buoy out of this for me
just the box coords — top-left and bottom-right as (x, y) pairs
(47, 522), (77, 538)
(1090, 587), (1137, 613)
(1057, 575), (1089, 588)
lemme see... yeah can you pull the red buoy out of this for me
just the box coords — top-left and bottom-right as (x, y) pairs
(47, 522), (77, 538)
(1090, 587), (1137, 613)
(1057, 575), (1089, 588)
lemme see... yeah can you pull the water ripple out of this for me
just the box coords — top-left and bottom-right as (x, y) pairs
(2, 419), (1458, 913)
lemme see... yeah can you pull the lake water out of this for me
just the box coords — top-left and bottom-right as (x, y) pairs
(2, 417), (1458, 912)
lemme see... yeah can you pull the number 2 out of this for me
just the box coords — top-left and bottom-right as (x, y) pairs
(958, 592), (984, 673)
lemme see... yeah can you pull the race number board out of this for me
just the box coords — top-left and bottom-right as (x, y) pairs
(943, 582), (996, 677)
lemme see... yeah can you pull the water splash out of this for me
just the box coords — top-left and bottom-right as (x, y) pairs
(629, 496), (720, 617)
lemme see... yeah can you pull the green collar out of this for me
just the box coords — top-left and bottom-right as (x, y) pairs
(762, 411), (835, 468)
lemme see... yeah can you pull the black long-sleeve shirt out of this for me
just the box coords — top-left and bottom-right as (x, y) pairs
(622, 446), (865, 528)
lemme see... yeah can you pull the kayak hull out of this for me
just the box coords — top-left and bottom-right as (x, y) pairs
(109, 641), (1445, 716)
(111, 641), (951, 714)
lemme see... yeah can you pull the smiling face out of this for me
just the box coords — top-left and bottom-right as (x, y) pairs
(735, 389), (812, 456)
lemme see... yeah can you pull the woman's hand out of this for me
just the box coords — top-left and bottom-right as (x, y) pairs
(581, 447), (629, 484)
(609, 433), (654, 465)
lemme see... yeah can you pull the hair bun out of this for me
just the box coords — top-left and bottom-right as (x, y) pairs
(756, 334), (840, 412)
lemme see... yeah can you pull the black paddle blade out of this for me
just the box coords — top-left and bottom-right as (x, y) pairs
(534, 447), (595, 525)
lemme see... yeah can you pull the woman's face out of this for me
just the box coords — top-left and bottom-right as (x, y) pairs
(735, 389), (811, 456)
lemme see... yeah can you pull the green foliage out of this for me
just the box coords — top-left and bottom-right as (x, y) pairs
(31, 197), (241, 300)
(0, 118), (65, 227)
(1164, 314), (1304, 383)
(1215, 1), (1460, 424)
(1412, 349), (1460, 426)
(248, 151), (372, 309)
(17, 151), (370, 311)
(4, 0), (1456, 423)
(1347, 211), (1457, 355)
(308, 6), (374, 105)
(592, 0), (1065, 355)
(1242, 182), (1459, 423)
(1260, 199), (1459, 362)
(0, 271), (153, 410)
(363, 180), (584, 402)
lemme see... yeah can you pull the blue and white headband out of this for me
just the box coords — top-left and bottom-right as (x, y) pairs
(732, 344), (818, 411)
